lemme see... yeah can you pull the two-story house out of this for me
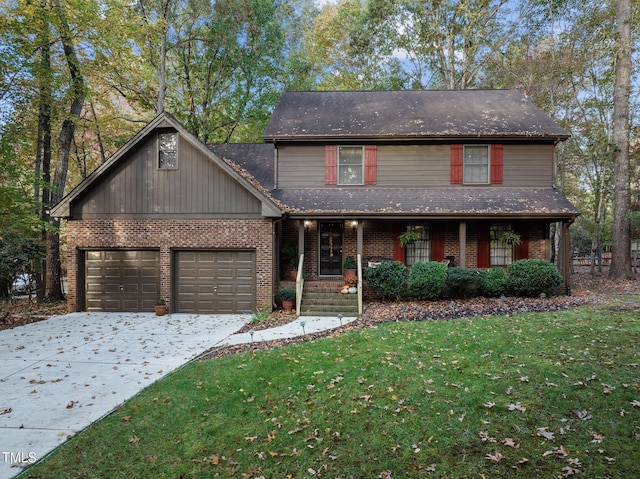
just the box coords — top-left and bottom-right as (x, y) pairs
(52, 89), (578, 315)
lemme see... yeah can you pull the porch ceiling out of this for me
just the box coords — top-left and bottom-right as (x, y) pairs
(272, 187), (579, 219)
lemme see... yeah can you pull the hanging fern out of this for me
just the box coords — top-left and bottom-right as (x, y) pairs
(500, 231), (522, 246)
(398, 230), (420, 247)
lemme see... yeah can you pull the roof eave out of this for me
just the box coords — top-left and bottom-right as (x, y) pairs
(264, 133), (570, 143)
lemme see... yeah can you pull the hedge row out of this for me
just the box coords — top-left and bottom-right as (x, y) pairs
(363, 259), (563, 301)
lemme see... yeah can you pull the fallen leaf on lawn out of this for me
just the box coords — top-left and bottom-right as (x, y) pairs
(485, 452), (504, 464)
(572, 409), (592, 420)
(146, 455), (157, 462)
(501, 438), (520, 448)
(517, 458), (529, 465)
(483, 402), (496, 408)
(426, 464), (436, 472)
(379, 471), (392, 479)
(631, 400), (640, 408)
(122, 415), (132, 422)
(245, 436), (258, 442)
(543, 445), (569, 458)
(479, 431), (496, 443)
(128, 435), (140, 443)
(507, 402), (526, 412)
(605, 456), (615, 464)
(561, 466), (580, 477)
(209, 454), (220, 465)
(591, 433), (604, 443)
(536, 428), (555, 441)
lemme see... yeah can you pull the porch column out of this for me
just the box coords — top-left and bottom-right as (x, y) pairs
(459, 222), (466, 268)
(298, 220), (305, 258)
(561, 220), (571, 290)
(357, 221), (363, 259)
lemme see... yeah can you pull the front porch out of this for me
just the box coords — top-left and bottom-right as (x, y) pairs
(275, 217), (574, 316)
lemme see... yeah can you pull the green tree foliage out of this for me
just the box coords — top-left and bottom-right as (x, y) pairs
(301, 0), (408, 90)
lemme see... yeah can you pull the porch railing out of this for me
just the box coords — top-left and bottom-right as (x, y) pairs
(295, 254), (304, 315)
(357, 254), (363, 316)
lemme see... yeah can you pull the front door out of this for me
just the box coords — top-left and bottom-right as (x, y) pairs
(319, 221), (343, 275)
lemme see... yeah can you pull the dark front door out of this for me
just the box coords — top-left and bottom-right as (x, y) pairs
(319, 221), (343, 275)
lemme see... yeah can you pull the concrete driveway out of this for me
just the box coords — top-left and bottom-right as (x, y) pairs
(0, 311), (249, 479)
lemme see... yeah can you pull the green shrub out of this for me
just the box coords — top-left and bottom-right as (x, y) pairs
(507, 259), (562, 296)
(482, 267), (508, 297)
(277, 288), (296, 301)
(445, 267), (485, 298)
(408, 261), (447, 300)
(363, 261), (408, 301)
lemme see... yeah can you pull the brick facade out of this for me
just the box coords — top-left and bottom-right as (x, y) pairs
(65, 218), (273, 312)
(279, 218), (551, 281)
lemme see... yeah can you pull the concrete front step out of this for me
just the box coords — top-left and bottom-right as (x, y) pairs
(300, 281), (359, 316)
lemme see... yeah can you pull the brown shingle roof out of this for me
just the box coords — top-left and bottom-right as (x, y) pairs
(271, 187), (579, 218)
(264, 90), (569, 141)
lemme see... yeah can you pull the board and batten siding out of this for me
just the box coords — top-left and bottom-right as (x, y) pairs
(74, 133), (263, 218)
(276, 144), (555, 188)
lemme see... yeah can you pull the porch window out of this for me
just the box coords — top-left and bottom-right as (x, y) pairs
(463, 145), (489, 184)
(490, 222), (513, 266)
(338, 146), (363, 185)
(405, 224), (430, 266)
(158, 132), (178, 169)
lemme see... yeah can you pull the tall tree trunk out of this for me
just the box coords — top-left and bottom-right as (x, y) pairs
(45, 0), (86, 301)
(36, 5), (52, 304)
(609, 0), (633, 279)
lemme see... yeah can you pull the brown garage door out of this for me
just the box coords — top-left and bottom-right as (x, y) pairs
(85, 250), (159, 312)
(174, 250), (255, 314)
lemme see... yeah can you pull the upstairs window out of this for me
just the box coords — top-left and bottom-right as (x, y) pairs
(463, 145), (489, 184)
(338, 146), (363, 185)
(158, 132), (178, 169)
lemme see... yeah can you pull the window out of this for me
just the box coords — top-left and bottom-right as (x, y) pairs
(405, 224), (430, 266)
(490, 222), (513, 266)
(463, 145), (489, 184)
(158, 132), (177, 169)
(338, 146), (363, 185)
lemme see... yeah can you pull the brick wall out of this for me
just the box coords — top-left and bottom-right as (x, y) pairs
(65, 218), (273, 312)
(278, 218), (552, 288)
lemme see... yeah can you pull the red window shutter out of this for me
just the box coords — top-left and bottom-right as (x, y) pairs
(477, 223), (491, 268)
(392, 222), (405, 263)
(490, 144), (503, 184)
(364, 145), (377, 185)
(450, 144), (463, 184)
(325, 145), (337, 185)
(515, 222), (529, 260)
(431, 225), (445, 261)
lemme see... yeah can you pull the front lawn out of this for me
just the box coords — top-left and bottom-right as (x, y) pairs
(20, 306), (640, 478)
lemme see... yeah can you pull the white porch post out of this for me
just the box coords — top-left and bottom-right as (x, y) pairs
(459, 222), (466, 268)
(298, 220), (304, 258)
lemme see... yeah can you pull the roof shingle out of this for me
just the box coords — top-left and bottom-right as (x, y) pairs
(264, 90), (569, 141)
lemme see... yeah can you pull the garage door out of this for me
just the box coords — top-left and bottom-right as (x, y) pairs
(85, 250), (159, 312)
(174, 250), (255, 314)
